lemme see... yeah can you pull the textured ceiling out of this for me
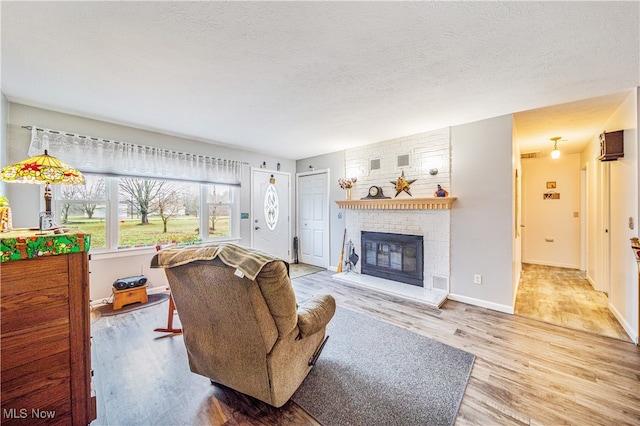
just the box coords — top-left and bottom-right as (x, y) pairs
(1, 2), (638, 160)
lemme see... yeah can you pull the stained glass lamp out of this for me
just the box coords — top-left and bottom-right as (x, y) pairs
(1, 150), (84, 230)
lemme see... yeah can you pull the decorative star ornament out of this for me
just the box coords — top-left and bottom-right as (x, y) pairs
(390, 170), (417, 197)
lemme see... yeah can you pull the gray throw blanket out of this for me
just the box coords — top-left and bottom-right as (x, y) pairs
(150, 243), (285, 281)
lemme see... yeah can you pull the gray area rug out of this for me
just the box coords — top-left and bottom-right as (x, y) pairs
(292, 307), (475, 426)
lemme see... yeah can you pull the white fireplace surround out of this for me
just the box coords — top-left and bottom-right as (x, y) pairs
(333, 128), (452, 307)
(335, 208), (451, 306)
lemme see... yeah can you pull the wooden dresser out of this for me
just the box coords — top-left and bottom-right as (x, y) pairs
(1, 230), (95, 425)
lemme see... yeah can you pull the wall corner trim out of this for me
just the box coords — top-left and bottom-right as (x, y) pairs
(608, 301), (638, 344)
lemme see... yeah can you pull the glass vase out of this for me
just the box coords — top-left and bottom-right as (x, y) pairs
(346, 188), (352, 200)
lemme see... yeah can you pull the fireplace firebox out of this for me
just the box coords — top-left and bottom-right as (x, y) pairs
(361, 232), (424, 286)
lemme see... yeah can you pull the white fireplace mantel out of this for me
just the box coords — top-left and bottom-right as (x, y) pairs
(336, 197), (456, 210)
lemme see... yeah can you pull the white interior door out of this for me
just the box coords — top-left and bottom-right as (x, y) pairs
(297, 171), (329, 268)
(251, 169), (290, 260)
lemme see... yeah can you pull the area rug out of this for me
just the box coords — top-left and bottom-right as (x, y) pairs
(292, 307), (475, 426)
(94, 293), (170, 317)
(290, 263), (325, 279)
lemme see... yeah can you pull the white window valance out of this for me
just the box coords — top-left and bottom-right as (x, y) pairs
(27, 126), (245, 185)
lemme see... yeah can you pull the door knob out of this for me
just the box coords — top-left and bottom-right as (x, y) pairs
(255, 226), (261, 230)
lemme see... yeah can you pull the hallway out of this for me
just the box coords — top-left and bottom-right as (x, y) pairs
(515, 263), (631, 341)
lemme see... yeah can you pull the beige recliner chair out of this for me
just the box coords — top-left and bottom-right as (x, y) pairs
(151, 243), (336, 408)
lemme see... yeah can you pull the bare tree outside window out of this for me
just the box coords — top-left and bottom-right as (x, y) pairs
(60, 186), (77, 224)
(210, 204), (219, 231)
(153, 183), (182, 233)
(209, 186), (220, 232)
(207, 185), (231, 238)
(78, 178), (105, 219)
(182, 190), (199, 217)
(59, 177), (106, 222)
(119, 178), (164, 225)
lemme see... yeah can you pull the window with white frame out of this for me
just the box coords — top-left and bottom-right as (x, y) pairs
(55, 174), (237, 251)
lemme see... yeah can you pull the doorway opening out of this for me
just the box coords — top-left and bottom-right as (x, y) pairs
(517, 156), (627, 340)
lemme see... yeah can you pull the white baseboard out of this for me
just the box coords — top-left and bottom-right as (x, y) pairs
(609, 302), (639, 345)
(447, 293), (515, 314)
(328, 265), (338, 272)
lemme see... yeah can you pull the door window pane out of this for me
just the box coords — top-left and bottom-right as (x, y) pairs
(264, 184), (278, 231)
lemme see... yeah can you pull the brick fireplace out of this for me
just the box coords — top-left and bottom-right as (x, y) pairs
(333, 128), (453, 306)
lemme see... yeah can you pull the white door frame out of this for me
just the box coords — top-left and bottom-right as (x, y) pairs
(296, 169), (330, 268)
(601, 161), (611, 296)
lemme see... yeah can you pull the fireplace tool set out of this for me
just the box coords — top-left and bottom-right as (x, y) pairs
(343, 239), (359, 272)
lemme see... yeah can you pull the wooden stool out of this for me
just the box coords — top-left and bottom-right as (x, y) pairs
(153, 244), (182, 335)
(112, 285), (148, 310)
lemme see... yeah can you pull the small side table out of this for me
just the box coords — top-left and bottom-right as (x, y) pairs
(113, 285), (148, 310)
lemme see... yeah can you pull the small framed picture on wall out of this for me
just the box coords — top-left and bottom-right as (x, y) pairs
(546, 181), (556, 189)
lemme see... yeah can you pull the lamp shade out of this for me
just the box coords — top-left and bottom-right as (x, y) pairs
(1, 150), (84, 185)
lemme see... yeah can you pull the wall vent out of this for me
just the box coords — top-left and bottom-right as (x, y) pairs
(397, 153), (410, 168)
(432, 274), (449, 291)
(521, 151), (539, 159)
(370, 158), (381, 171)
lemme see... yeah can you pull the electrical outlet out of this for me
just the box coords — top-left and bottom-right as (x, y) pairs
(474, 274), (482, 285)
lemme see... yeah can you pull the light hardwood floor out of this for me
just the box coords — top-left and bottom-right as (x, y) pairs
(91, 270), (640, 425)
(515, 263), (631, 341)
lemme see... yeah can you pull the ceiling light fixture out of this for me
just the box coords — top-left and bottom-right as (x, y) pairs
(550, 137), (561, 159)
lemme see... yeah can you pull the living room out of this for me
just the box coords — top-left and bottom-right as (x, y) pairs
(1, 2), (639, 425)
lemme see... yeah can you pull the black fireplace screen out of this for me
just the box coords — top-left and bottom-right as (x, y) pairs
(361, 232), (423, 286)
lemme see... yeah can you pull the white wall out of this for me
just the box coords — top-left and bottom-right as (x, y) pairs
(521, 153), (582, 268)
(5, 103), (297, 302)
(450, 115), (515, 312)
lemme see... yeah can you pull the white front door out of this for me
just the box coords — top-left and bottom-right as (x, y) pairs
(297, 171), (329, 268)
(251, 169), (290, 261)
